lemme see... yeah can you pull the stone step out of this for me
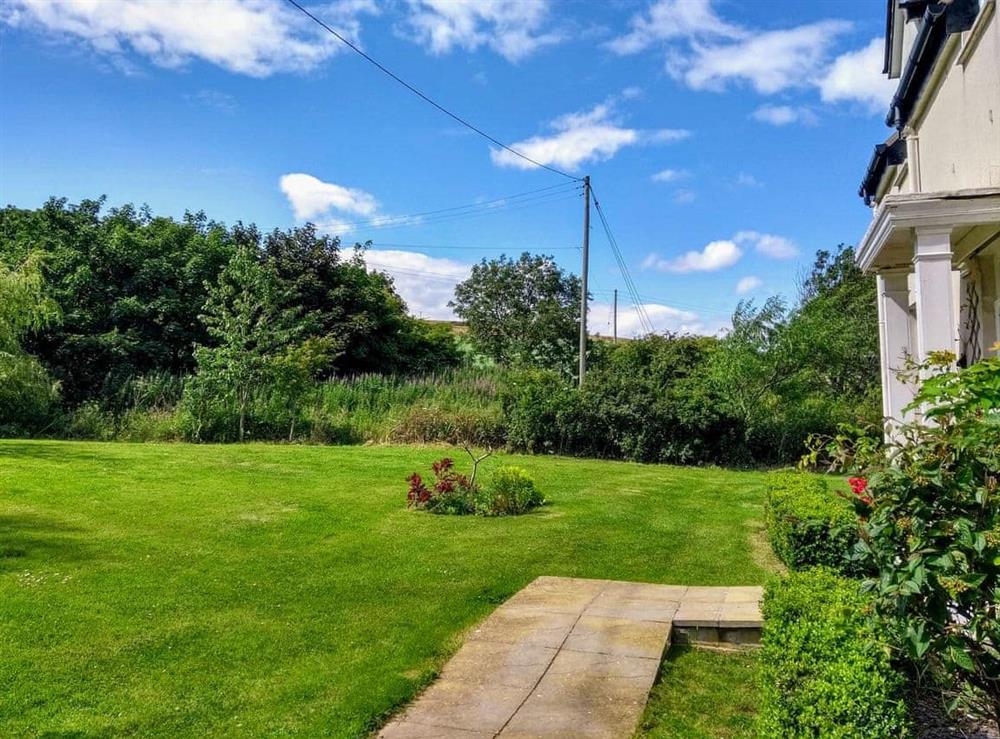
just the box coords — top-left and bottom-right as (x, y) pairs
(379, 577), (762, 739)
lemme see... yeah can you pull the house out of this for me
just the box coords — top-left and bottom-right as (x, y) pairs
(857, 0), (999, 429)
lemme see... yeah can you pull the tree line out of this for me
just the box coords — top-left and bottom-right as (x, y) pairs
(0, 197), (880, 464)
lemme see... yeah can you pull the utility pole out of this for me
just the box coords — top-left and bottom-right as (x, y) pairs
(578, 175), (590, 386)
(613, 288), (618, 343)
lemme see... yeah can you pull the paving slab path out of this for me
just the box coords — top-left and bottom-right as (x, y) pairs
(379, 577), (762, 739)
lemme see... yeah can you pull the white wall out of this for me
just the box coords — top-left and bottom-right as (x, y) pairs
(912, 7), (1000, 193)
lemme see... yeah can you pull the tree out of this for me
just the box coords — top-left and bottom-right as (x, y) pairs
(0, 198), (234, 404)
(792, 245), (880, 407)
(193, 245), (301, 442)
(450, 253), (581, 374)
(0, 254), (60, 432)
(260, 225), (460, 375)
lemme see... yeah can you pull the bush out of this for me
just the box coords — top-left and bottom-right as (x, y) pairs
(822, 353), (1000, 726)
(65, 401), (116, 440)
(115, 408), (182, 442)
(407, 458), (477, 515)
(390, 406), (505, 447)
(757, 568), (909, 738)
(476, 466), (543, 516)
(764, 472), (861, 576)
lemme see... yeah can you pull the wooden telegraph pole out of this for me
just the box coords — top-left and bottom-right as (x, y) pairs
(578, 175), (590, 386)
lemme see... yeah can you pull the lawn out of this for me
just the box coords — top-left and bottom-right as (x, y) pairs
(0, 441), (775, 737)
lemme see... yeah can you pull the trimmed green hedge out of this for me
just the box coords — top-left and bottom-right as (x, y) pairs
(765, 472), (861, 575)
(757, 569), (909, 738)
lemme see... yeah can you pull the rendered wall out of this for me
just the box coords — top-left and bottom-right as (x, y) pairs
(912, 8), (1000, 193)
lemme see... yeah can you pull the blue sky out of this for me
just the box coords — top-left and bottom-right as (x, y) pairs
(0, 0), (897, 335)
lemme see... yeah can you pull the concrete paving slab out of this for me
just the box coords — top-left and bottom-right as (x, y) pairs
(468, 607), (580, 649)
(438, 640), (558, 689)
(563, 616), (672, 660)
(379, 578), (763, 739)
(582, 595), (680, 623)
(391, 680), (532, 735)
(380, 720), (495, 738)
(498, 650), (660, 739)
(672, 603), (721, 628)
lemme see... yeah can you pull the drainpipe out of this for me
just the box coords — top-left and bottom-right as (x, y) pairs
(904, 125), (922, 192)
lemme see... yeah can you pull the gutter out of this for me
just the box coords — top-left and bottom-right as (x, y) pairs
(860, 0), (980, 205)
(885, 2), (950, 129)
(860, 132), (907, 206)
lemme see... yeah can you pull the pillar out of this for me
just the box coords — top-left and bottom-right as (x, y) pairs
(877, 270), (915, 426)
(913, 227), (956, 359)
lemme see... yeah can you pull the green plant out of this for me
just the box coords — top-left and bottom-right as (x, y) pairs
(826, 353), (1000, 726)
(757, 568), (909, 738)
(764, 472), (861, 575)
(389, 406), (505, 447)
(476, 466), (543, 516)
(406, 457), (477, 515)
(65, 401), (116, 441)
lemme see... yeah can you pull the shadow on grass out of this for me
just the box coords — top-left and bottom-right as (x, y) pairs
(0, 440), (115, 464)
(0, 513), (91, 570)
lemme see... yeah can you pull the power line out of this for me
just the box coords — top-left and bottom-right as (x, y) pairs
(328, 185), (581, 233)
(592, 196), (654, 334)
(589, 289), (733, 318)
(369, 242), (580, 251)
(283, 0), (581, 181)
(589, 186), (655, 335)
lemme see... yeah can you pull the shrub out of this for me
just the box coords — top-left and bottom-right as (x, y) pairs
(65, 401), (116, 440)
(757, 568), (909, 738)
(821, 353), (1000, 727)
(764, 472), (861, 576)
(116, 408), (182, 442)
(476, 466), (543, 516)
(407, 458), (476, 515)
(390, 406), (505, 447)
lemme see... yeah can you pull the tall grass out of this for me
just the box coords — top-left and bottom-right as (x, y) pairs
(313, 367), (503, 443)
(58, 367), (506, 446)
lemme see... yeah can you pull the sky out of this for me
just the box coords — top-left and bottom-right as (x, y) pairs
(0, 0), (897, 337)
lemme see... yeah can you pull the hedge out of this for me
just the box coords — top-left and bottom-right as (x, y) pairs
(764, 472), (861, 575)
(757, 569), (909, 738)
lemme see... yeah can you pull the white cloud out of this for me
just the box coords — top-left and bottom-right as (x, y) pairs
(676, 20), (853, 94)
(735, 172), (762, 187)
(1, 0), (378, 77)
(606, 0), (743, 55)
(673, 189), (696, 204)
(611, 1), (876, 111)
(280, 173), (379, 221)
(402, 0), (559, 62)
(736, 275), (762, 294)
(819, 37), (896, 112)
(492, 102), (689, 171)
(362, 249), (471, 320)
(651, 168), (689, 183)
(751, 104), (818, 126)
(643, 240), (742, 273)
(734, 230), (799, 259)
(592, 301), (712, 337)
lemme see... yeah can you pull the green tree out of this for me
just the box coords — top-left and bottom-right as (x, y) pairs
(0, 254), (60, 433)
(450, 253), (581, 374)
(260, 225), (459, 374)
(193, 245), (300, 442)
(791, 245), (880, 409)
(0, 198), (234, 404)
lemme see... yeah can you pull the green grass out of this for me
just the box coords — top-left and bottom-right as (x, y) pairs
(638, 647), (759, 738)
(0, 440), (774, 737)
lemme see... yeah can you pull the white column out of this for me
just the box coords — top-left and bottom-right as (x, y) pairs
(877, 270), (915, 426)
(913, 227), (956, 359)
(978, 253), (998, 356)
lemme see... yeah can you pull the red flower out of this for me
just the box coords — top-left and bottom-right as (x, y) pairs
(849, 477), (868, 495)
